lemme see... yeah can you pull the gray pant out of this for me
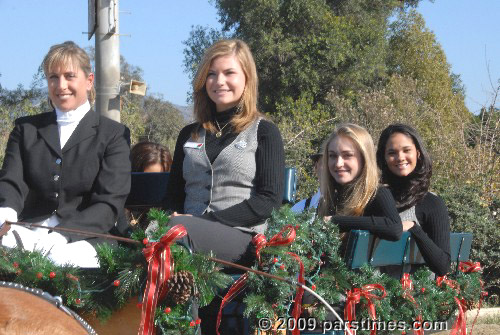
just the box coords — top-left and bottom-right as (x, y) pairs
(169, 215), (256, 268)
(169, 215), (255, 335)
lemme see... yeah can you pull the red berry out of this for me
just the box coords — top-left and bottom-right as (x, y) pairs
(295, 225), (300, 230)
(13, 262), (19, 268)
(143, 238), (149, 245)
(421, 288), (426, 293)
(137, 303), (142, 309)
(164, 307), (171, 314)
(273, 257), (278, 263)
(279, 264), (285, 270)
(113, 280), (120, 287)
(311, 284), (317, 291)
(195, 319), (201, 325)
(402, 332), (406, 335)
(75, 298), (81, 305)
(189, 320), (196, 327)
(49, 271), (56, 279)
(36, 272), (43, 279)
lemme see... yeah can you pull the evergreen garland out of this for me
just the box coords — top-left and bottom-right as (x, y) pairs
(243, 207), (483, 334)
(0, 207), (483, 335)
(0, 208), (232, 334)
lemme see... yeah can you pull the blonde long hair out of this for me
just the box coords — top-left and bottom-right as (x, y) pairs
(42, 41), (95, 105)
(192, 39), (261, 134)
(319, 123), (379, 217)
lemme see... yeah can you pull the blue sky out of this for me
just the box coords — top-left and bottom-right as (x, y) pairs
(0, 0), (498, 113)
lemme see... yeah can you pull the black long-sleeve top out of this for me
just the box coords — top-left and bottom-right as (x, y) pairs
(166, 108), (284, 227)
(331, 187), (403, 241)
(407, 192), (451, 276)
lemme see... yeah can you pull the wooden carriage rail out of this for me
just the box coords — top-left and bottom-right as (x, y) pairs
(125, 167), (297, 209)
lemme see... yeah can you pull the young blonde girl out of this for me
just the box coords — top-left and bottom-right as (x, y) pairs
(319, 123), (402, 241)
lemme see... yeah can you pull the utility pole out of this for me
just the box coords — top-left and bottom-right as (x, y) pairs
(95, 0), (120, 122)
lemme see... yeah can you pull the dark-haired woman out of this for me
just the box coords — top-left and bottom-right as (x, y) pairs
(130, 141), (172, 173)
(377, 124), (450, 276)
(116, 141), (173, 233)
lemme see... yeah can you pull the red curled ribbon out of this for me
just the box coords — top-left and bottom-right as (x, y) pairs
(400, 274), (423, 335)
(344, 284), (386, 335)
(216, 225), (297, 335)
(436, 275), (465, 335)
(287, 252), (305, 335)
(450, 297), (467, 335)
(215, 272), (249, 335)
(138, 224), (187, 335)
(458, 261), (484, 335)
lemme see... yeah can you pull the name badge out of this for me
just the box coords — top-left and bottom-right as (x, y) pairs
(184, 142), (204, 149)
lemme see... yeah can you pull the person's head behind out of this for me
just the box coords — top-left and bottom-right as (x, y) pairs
(319, 123), (379, 217)
(311, 154), (323, 180)
(130, 142), (172, 173)
(376, 123), (432, 209)
(193, 39), (260, 134)
(42, 41), (95, 112)
(310, 142), (325, 180)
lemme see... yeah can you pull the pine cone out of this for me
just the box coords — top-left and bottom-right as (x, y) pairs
(165, 270), (194, 305)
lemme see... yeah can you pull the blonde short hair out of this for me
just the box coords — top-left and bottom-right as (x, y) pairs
(42, 41), (95, 105)
(319, 123), (379, 217)
(192, 39), (261, 134)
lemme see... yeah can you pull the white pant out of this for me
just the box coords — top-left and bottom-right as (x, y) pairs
(1, 217), (99, 268)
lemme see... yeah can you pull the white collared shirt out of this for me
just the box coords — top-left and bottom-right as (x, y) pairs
(55, 100), (91, 149)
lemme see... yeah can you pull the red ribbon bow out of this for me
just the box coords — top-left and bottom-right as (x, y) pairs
(400, 274), (423, 335)
(459, 261), (484, 335)
(216, 225), (297, 335)
(138, 224), (187, 335)
(344, 284), (386, 335)
(254, 225), (296, 264)
(458, 261), (481, 273)
(436, 275), (459, 292)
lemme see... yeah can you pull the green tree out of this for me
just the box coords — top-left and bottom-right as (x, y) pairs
(185, 0), (423, 112)
(141, 94), (186, 152)
(388, 10), (470, 135)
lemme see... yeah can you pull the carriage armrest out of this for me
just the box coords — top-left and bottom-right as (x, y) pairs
(344, 230), (473, 270)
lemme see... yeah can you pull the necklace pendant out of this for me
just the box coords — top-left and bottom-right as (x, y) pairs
(216, 131), (222, 138)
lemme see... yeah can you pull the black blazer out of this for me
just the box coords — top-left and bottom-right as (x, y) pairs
(0, 110), (131, 243)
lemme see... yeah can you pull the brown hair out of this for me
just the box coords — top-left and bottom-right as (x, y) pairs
(192, 39), (261, 134)
(42, 41), (95, 105)
(319, 123), (379, 217)
(130, 142), (172, 172)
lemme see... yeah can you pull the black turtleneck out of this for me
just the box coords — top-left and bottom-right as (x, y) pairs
(166, 107), (284, 227)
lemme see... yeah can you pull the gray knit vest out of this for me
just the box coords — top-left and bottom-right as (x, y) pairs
(182, 118), (266, 234)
